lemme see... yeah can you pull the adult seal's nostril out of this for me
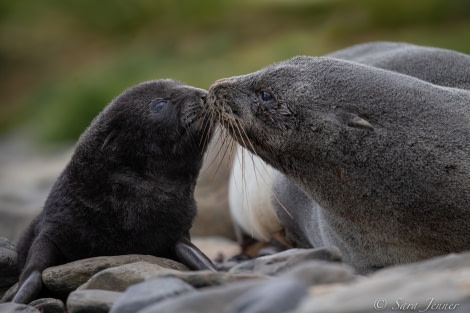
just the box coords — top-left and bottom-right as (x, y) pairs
(207, 42), (470, 275)
(7, 79), (216, 304)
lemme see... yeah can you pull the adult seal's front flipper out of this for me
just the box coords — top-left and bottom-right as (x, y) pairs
(175, 237), (217, 272)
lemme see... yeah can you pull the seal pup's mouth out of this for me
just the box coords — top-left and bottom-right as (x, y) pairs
(179, 88), (215, 154)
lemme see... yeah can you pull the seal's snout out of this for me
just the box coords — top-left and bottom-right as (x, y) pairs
(209, 76), (240, 95)
(184, 87), (208, 107)
(188, 87), (208, 100)
(207, 81), (227, 106)
(197, 89), (208, 103)
(208, 79), (228, 95)
(194, 87), (208, 97)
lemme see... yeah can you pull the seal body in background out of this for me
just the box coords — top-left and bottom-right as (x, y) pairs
(6, 79), (216, 304)
(209, 48), (470, 274)
(329, 41), (470, 90)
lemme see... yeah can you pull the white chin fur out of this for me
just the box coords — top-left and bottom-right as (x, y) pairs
(229, 146), (283, 241)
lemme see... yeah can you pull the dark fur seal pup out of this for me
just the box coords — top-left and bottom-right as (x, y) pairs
(7, 79), (216, 304)
(208, 56), (470, 274)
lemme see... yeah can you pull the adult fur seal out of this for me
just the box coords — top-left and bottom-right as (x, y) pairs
(6, 79), (216, 304)
(226, 42), (470, 258)
(208, 53), (470, 273)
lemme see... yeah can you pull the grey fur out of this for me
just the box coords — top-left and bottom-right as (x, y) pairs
(208, 46), (470, 274)
(329, 41), (470, 90)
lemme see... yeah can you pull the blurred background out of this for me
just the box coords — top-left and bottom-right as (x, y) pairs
(1, 0), (470, 245)
(2, 0), (470, 142)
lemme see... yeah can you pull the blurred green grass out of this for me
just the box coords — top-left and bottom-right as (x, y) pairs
(1, 0), (470, 142)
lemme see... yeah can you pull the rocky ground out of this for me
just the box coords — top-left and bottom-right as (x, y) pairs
(1, 238), (470, 313)
(1, 132), (470, 313)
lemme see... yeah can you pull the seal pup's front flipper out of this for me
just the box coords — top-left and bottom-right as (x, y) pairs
(12, 271), (42, 304)
(11, 235), (60, 304)
(175, 237), (217, 272)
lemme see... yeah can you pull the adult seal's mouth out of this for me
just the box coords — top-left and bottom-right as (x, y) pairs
(180, 88), (213, 144)
(207, 82), (264, 157)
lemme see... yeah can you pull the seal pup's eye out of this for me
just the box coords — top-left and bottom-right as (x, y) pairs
(149, 99), (168, 114)
(258, 90), (276, 105)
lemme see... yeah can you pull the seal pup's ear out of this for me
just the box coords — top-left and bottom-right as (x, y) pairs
(101, 129), (119, 151)
(175, 237), (217, 272)
(338, 112), (374, 131)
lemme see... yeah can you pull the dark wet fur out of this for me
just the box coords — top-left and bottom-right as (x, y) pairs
(6, 79), (216, 304)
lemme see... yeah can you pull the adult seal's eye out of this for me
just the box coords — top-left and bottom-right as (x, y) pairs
(149, 99), (168, 114)
(258, 90), (276, 105)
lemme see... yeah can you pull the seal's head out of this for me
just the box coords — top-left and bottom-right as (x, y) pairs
(77, 79), (214, 184)
(207, 55), (470, 216)
(207, 57), (372, 174)
(208, 55), (470, 272)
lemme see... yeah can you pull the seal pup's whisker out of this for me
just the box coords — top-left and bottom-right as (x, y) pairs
(182, 124), (199, 155)
(197, 109), (214, 151)
(196, 100), (226, 179)
(208, 127), (234, 181)
(198, 129), (222, 178)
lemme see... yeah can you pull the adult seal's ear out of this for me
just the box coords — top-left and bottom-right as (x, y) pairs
(208, 46), (470, 274)
(100, 129), (119, 151)
(338, 112), (374, 131)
